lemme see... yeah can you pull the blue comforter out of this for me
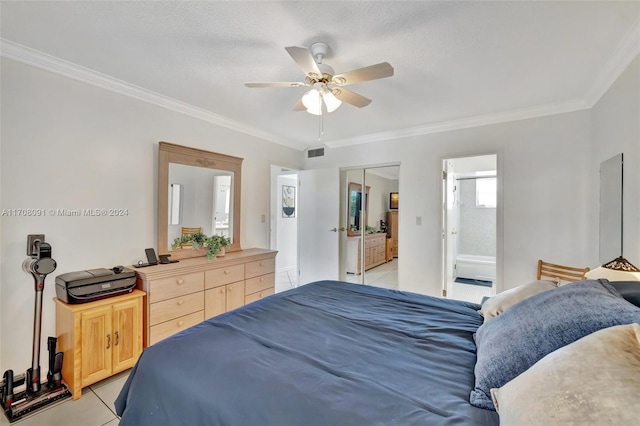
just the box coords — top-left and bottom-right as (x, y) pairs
(116, 281), (498, 425)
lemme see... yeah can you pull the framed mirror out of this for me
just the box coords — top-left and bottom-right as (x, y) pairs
(347, 182), (370, 236)
(158, 142), (242, 258)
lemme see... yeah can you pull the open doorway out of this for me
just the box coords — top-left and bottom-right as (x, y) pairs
(270, 165), (298, 292)
(442, 155), (497, 303)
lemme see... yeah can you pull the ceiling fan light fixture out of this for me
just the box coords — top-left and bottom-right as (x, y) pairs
(323, 90), (342, 113)
(302, 89), (322, 115)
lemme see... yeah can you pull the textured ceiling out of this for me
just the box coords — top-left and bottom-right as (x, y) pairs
(1, 1), (639, 150)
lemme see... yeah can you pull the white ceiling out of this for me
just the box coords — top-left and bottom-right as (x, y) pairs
(1, 1), (639, 151)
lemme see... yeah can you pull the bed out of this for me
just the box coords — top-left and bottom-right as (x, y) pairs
(115, 280), (499, 425)
(116, 278), (640, 425)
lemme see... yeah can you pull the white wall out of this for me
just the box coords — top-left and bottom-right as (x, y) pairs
(590, 55), (640, 268)
(0, 58), (302, 372)
(304, 110), (593, 296)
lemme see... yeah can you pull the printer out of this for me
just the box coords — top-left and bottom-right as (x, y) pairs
(55, 267), (136, 304)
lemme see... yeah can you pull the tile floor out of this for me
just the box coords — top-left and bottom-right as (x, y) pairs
(275, 259), (400, 293)
(0, 371), (129, 426)
(345, 259), (399, 290)
(448, 280), (495, 304)
(276, 259), (495, 304)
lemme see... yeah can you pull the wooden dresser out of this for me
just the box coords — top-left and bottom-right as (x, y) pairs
(387, 211), (398, 257)
(346, 233), (388, 275)
(134, 248), (277, 346)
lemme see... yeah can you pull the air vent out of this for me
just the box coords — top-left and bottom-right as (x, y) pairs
(307, 147), (325, 158)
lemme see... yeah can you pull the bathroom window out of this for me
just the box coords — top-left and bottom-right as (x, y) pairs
(476, 178), (496, 208)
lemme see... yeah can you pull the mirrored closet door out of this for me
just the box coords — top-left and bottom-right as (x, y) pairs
(344, 165), (399, 290)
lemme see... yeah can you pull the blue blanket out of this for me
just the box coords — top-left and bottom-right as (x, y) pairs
(116, 281), (498, 426)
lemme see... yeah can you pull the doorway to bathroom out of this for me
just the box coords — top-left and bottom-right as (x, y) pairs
(442, 155), (497, 303)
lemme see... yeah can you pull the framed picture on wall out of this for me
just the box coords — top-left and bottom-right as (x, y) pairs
(282, 185), (296, 218)
(390, 192), (399, 209)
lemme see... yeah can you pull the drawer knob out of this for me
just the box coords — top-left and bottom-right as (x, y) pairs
(260, 277), (264, 282)
(260, 262), (264, 266)
(177, 299), (184, 306)
(228, 286), (232, 292)
(220, 288), (225, 294)
(177, 279), (184, 285)
(224, 269), (230, 275)
(178, 320), (184, 327)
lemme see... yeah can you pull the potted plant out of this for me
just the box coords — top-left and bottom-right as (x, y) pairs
(171, 232), (231, 259)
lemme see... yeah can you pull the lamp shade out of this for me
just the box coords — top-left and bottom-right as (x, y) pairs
(323, 90), (342, 113)
(302, 89), (322, 115)
(585, 257), (640, 281)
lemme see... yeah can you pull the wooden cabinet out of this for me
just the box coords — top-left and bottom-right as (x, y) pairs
(346, 233), (388, 275)
(55, 290), (145, 400)
(386, 238), (394, 262)
(135, 248), (276, 346)
(387, 211), (399, 257)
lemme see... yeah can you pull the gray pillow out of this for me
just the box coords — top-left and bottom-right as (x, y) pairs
(491, 323), (640, 425)
(478, 279), (559, 321)
(470, 279), (640, 411)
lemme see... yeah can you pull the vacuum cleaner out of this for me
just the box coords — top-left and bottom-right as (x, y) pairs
(1, 236), (71, 422)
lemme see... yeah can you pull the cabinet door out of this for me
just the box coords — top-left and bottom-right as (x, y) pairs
(225, 281), (245, 311)
(81, 306), (112, 387)
(205, 286), (227, 319)
(112, 298), (141, 374)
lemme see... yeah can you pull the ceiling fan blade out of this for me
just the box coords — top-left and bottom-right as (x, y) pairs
(292, 98), (306, 111)
(285, 46), (322, 78)
(332, 62), (394, 86)
(332, 88), (372, 108)
(245, 82), (308, 88)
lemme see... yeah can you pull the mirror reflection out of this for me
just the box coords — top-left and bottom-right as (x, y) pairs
(599, 153), (623, 263)
(157, 141), (243, 258)
(167, 163), (233, 248)
(348, 182), (369, 236)
(169, 183), (183, 225)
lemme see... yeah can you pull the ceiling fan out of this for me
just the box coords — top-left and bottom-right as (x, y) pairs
(245, 42), (394, 115)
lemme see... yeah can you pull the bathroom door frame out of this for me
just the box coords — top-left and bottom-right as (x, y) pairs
(441, 153), (503, 299)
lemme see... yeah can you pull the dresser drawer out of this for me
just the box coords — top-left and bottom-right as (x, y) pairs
(245, 273), (275, 295)
(149, 292), (204, 326)
(245, 287), (275, 305)
(245, 258), (275, 279)
(149, 310), (204, 345)
(149, 272), (204, 303)
(205, 264), (244, 289)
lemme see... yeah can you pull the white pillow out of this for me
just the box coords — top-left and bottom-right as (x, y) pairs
(491, 323), (640, 425)
(478, 279), (559, 321)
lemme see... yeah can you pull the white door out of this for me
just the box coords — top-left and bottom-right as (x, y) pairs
(442, 161), (458, 297)
(298, 168), (340, 284)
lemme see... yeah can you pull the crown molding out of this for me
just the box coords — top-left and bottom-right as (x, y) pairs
(324, 98), (591, 148)
(2, 20), (637, 153)
(0, 39), (304, 151)
(584, 17), (640, 107)
(323, 17), (640, 149)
